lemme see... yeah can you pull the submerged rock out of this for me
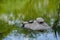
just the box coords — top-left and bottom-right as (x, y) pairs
(22, 17), (51, 30)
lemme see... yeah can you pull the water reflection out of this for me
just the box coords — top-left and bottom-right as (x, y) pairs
(3, 29), (60, 40)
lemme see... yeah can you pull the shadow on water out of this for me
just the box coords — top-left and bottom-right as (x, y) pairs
(52, 3), (60, 40)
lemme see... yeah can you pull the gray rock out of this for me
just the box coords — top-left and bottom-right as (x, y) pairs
(22, 18), (51, 30)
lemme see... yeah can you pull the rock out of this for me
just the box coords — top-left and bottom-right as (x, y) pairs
(22, 17), (51, 30)
(24, 21), (50, 30)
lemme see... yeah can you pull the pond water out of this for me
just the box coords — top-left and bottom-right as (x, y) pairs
(1, 24), (60, 40)
(2, 28), (60, 40)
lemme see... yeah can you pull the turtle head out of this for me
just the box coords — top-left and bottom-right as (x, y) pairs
(36, 17), (44, 24)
